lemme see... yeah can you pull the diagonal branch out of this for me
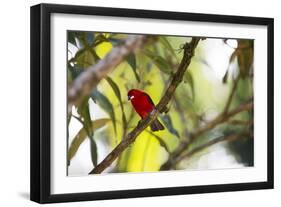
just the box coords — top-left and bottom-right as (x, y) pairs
(160, 101), (253, 170)
(68, 35), (147, 109)
(174, 131), (252, 166)
(89, 38), (201, 174)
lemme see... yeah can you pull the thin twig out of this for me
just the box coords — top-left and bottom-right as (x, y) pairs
(89, 38), (201, 174)
(174, 131), (252, 166)
(192, 102), (252, 138)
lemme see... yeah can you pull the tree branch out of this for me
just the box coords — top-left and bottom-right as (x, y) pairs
(89, 38), (201, 174)
(68, 35), (147, 109)
(160, 101), (253, 170)
(174, 131), (252, 166)
(192, 102), (253, 138)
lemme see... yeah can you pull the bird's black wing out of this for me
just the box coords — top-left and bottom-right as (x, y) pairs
(143, 93), (169, 113)
(144, 93), (155, 106)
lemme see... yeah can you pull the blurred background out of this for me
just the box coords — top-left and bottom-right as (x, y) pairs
(67, 32), (254, 176)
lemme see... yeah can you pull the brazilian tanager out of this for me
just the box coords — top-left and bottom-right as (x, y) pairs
(128, 89), (165, 131)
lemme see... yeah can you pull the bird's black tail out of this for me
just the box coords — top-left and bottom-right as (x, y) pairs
(150, 119), (164, 131)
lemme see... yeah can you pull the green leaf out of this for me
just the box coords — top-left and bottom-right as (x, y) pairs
(68, 32), (77, 46)
(68, 64), (83, 81)
(223, 49), (237, 83)
(77, 99), (93, 137)
(149, 132), (170, 153)
(89, 47), (101, 62)
(106, 77), (127, 130)
(229, 49), (237, 63)
(144, 50), (171, 74)
(160, 115), (180, 138)
(67, 118), (110, 162)
(222, 69), (229, 84)
(159, 36), (178, 60)
(76, 100), (97, 165)
(237, 77), (253, 101)
(105, 77), (122, 102)
(95, 34), (108, 43)
(75, 49), (95, 68)
(68, 31), (86, 47)
(91, 90), (117, 133)
(69, 33), (98, 68)
(183, 70), (195, 100)
(126, 53), (140, 82)
(68, 31), (86, 48)
(90, 137), (98, 166)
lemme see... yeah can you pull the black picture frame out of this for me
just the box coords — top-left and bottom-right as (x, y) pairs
(30, 3), (274, 204)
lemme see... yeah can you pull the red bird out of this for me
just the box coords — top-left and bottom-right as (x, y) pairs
(128, 89), (165, 131)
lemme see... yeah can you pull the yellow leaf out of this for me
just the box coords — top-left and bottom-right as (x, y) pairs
(95, 42), (112, 59)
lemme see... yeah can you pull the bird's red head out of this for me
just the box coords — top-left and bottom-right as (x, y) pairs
(127, 89), (144, 101)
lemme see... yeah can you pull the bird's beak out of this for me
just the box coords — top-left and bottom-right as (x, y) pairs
(128, 95), (134, 101)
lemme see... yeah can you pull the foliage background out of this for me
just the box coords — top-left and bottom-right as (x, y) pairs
(67, 32), (254, 176)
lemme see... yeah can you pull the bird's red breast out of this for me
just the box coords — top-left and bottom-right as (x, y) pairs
(128, 89), (165, 131)
(128, 89), (155, 118)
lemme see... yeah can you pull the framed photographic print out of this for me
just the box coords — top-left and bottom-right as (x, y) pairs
(30, 3), (274, 203)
